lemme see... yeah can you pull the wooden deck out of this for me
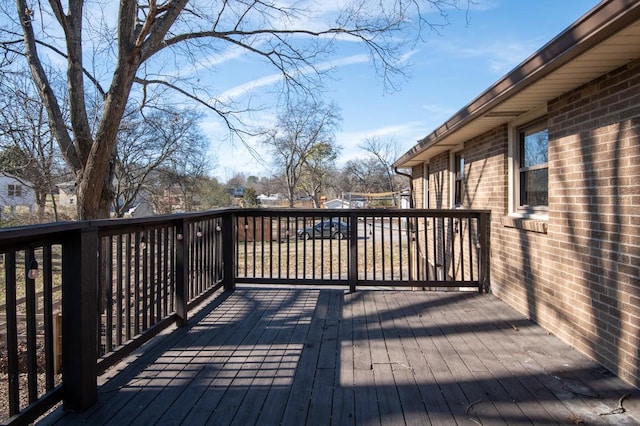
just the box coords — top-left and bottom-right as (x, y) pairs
(42, 288), (639, 425)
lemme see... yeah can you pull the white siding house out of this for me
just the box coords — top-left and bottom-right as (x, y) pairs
(0, 173), (35, 214)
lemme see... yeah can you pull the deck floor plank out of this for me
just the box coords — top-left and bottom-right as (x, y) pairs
(390, 292), (459, 426)
(42, 288), (640, 426)
(416, 293), (507, 424)
(366, 292), (406, 425)
(330, 292), (356, 425)
(174, 290), (289, 425)
(376, 291), (432, 426)
(428, 292), (529, 424)
(399, 293), (477, 425)
(469, 294), (630, 425)
(254, 290), (319, 425)
(279, 290), (331, 425)
(232, 294), (310, 425)
(351, 291), (381, 426)
(453, 292), (574, 424)
(210, 290), (290, 425)
(307, 290), (342, 422)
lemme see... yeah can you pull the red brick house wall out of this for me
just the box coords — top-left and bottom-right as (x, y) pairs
(411, 58), (640, 386)
(543, 59), (640, 385)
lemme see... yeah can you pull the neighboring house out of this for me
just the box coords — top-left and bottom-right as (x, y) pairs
(0, 173), (35, 214)
(57, 182), (77, 207)
(155, 185), (186, 213)
(257, 193), (282, 207)
(123, 201), (155, 218)
(229, 187), (245, 198)
(322, 198), (351, 209)
(394, 0), (640, 387)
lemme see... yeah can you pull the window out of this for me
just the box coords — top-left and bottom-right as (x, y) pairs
(517, 119), (548, 212)
(454, 152), (464, 207)
(423, 163), (430, 209)
(7, 184), (22, 197)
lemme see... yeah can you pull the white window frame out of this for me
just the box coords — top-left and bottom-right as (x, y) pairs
(419, 162), (427, 209)
(7, 184), (22, 198)
(508, 106), (549, 219)
(450, 151), (464, 208)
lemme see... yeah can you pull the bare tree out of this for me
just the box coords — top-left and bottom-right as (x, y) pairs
(0, 72), (69, 221)
(263, 98), (340, 207)
(340, 157), (390, 194)
(1, 0), (463, 219)
(112, 108), (208, 217)
(360, 137), (399, 189)
(299, 141), (340, 208)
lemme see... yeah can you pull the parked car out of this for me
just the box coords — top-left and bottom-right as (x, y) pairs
(298, 219), (350, 240)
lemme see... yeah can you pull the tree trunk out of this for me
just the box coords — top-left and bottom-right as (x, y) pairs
(76, 159), (115, 220)
(75, 64), (137, 220)
(50, 191), (59, 222)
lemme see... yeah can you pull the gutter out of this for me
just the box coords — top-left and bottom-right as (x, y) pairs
(394, 167), (414, 209)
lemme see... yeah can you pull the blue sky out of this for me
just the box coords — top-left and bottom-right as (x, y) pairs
(202, 1), (601, 181)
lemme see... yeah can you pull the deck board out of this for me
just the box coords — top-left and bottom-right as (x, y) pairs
(42, 288), (640, 425)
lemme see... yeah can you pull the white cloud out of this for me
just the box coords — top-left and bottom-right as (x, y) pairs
(217, 53), (370, 102)
(217, 74), (283, 103)
(432, 37), (546, 75)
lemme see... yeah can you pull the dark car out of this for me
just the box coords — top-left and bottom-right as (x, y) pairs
(298, 219), (350, 240)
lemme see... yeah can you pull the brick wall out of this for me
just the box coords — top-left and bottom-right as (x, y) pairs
(542, 58), (640, 386)
(411, 164), (424, 209)
(411, 58), (640, 386)
(427, 152), (450, 209)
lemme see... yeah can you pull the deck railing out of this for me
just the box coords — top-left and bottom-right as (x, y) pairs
(0, 208), (489, 424)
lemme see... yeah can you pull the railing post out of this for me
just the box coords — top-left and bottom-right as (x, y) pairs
(478, 212), (491, 293)
(175, 220), (188, 326)
(61, 226), (98, 412)
(222, 211), (236, 292)
(348, 211), (358, 292)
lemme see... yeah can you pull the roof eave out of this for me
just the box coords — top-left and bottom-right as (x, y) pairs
(394, 0), (640, 169)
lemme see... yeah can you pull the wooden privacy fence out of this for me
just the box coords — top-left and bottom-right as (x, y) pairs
(0, 208), (489, 424)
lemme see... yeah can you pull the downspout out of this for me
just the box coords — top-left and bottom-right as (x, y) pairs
(394, 167), (414, 209)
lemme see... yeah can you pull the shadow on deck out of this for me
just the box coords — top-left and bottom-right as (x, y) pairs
(41, 288), (640, 425)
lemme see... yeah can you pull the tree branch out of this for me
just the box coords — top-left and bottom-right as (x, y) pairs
(15, 0), (81, 171)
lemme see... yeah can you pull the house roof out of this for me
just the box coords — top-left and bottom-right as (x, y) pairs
(322, 198), (351, 207)
(394, 0), (640, 168)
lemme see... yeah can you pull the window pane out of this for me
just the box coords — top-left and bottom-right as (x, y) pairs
(455, 180), (463, 205)
(520, 168), (548, 207)
(521, 128), (548, 168)
(455, 154), (464, 179)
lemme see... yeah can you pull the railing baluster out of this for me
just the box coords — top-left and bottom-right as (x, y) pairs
(105, 236), (114, 354)
(468, 217), (474, 283)
(285, 216), (291, 279)
(5, 252), (19, 416)
(163, 227), (169, 318)
(125, 233), (132, 340)
(25, 246), (38, 403)
(175, 221), (188, 326)
(43, 245), (55, 390)
(116, 235), (123, 347)
(149, 230), (156, 325)
(460, 218), (466, 282)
